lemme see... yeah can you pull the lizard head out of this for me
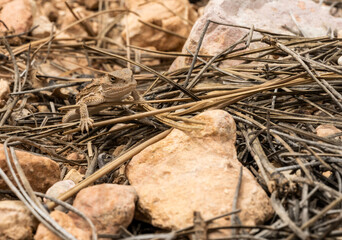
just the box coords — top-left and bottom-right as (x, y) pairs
(107, 68), (137, 88)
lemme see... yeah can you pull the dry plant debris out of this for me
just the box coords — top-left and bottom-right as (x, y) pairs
(0, 0), (342, 239)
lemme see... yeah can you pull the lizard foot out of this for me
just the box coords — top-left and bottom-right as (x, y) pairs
(80, 117), (94, 133)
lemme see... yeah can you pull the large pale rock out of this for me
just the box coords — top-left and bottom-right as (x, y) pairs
(34, 210), (91, 240)
(0, 145), (60, 193)
(0, 0), (33, 34)
(170, 0), (342, 70)
(122, 0), (198, 51)
(70, 184), (137, 235)
(127, 110), (273, 229)
(0, 200), (38, 240)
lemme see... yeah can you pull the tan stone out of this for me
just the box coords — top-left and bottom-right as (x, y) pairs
(316, 124), (342, 140)
(45, 180), (75, 212)
(0, 79), (10, 108)
(66, 152), (84, 162)
(0, 0), (11, 5)
(37, 63), (63, 77)
(124, 0), (145, 9)
(0, 145), (60, 193)
(0, 0), (33, 34)
(9, 108), (31, 124)
(58, 6), (94, 38)
(79, 0), (98, 10)
(42, 2), (59, 22)
(34, 210), (91, 240)
(63, 169), (84, 184)
(57, 56), (93, 75)
(0, 200), (38, 240)
(121, 0), (198, 51)
(70, 184), (137, 235)
(31, 15), (53, 38)
(37, 105), (50, 113)
(45, 180), (75, 200)
(127, 110), (273, 230)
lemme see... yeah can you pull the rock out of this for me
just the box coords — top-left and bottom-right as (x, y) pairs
(58, 6), (94, 38)
(56, 57), (93, 75)
(0, 0), (33, 34)
(126, 110), (273, 230)
(45, 180), (75, 212)
(37, 63), (63, 77)
(45, 180), (75, 200)
(0, 145), (60, 193)
(10, 108), (31, 124)
(0, 0), (11, 5)
(42, 2), (59, 22)
(124, 0), (145, 9)
(34, 210), (91, 240)
(121, 0), (198, 51)
(0, 79), (10, 108)
(37, 105), (50, 113)
(31, 15), (53, 38)
(170, 0), (342, 70)
(70, 184), (137, 235)
(0, 200), (38, 240)
(63, 169), (84, 184)
(79, 0), (98, 10)
(316, 124), (342, 140)
(338, 56), (342, 66)
(66, 152), (85, 162)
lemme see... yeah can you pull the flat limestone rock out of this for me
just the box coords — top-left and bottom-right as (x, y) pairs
(127, 110), (273, 230)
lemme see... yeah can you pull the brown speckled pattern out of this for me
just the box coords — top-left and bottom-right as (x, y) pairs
(62, 68), (137, 132)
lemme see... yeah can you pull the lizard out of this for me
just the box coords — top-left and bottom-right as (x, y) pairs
(62, 68), (204, 134)
(62, 68), (137, 133)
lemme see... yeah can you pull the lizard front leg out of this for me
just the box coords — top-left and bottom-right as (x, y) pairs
(79, 95), (106, 133)
(79, 102), (94, 133)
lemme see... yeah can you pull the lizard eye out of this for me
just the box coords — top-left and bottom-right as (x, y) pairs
(110, 77), (116, 82)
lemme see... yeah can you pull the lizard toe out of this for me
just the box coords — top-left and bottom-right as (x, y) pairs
(80, 117), (94, 133)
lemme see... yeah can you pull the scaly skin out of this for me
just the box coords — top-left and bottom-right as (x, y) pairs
(62, 68), (203, 135)
(62, 68), (137, 133)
